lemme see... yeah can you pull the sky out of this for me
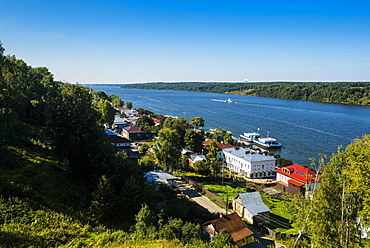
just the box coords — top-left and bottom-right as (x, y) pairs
(1, 0), (370, 83)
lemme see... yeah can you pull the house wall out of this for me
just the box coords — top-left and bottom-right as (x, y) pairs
(115, 143), (131, 147)
(233, 200), (244, 217)
(276, 173), (290, 184)
(243, 209), (254, 224)
(277, 182), (302, 194)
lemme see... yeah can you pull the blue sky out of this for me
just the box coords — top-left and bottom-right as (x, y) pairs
(1, 0), (370, 83)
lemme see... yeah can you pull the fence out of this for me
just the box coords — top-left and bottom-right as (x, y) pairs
(181, 175), (231, 209)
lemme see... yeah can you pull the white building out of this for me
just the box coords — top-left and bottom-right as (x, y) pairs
(222, 147), (276, 178)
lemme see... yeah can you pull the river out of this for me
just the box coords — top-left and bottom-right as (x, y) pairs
(88, 85), (370, 166)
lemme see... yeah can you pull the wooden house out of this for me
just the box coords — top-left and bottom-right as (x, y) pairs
(233, 192), (270, 224)
(203, 212), (254, 247)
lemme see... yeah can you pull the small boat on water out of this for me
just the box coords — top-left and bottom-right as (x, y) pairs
(240, 131), (282, 148)
(211, 98), (234, 103)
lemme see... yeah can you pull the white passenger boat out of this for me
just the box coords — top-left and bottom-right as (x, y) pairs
(240, 131), (282, 148)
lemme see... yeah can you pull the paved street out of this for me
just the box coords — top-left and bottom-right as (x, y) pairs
(175, 180), (226, 214)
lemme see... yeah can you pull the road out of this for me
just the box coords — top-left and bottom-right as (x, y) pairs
(175, 180), (226, 214)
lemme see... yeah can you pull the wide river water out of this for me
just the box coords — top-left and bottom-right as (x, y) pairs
(88, 85), (370, 166)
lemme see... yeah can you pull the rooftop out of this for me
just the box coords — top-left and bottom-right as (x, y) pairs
(275, 164), (318, 184)
(223, 147), (276, 162)
(236, 192), (271, 216)
(208, 212), (254, 243)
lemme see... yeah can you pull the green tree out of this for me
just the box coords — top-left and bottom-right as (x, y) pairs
(135, 115), (155, 130)
(133, 204), (157, 239)
(109, 94), (123, 107)
(184, 129), (204, 153)
(153, 128), (181, 171)
(96, 99), (115, 126)
(89, 175), (116, 225)
(190, 116), (205, 128)
(162, 117), (189, 147)
(126, 101), (133, 109)
(206, 141), (221, 176)
(212, 228), (234, 247)
(46, 83), (113, 182)
(307, 154), (344, 248)
(299, 136), (370, 248)
(194, 160), (210, 174)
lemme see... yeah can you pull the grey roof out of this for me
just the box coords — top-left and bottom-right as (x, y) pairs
(223, 147), (276, 162)
(181, 148), (194, 154)
(237, 192), (270, 216)
(113, 116), (127, 124)
(190, 155), (206, 162)
(144, 170), (179, 185)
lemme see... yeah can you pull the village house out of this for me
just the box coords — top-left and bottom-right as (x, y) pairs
(105, 130), (131, 151)
(189, 155), (207, 167)
(112, 115), (130, 132)
(202, 212), (254, 247)
(233, 191), (271, 224)
(222, 147), (276, 179)
(121, 125), (150, 141)
(144, 170), (179, 189)
(275, 164), (319, 195)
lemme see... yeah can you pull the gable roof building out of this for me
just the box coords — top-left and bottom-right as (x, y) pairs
(275, 164), (319, 194)
(233, 192), (271, 224)
(107, 135), (131, 150)
(203, 212), (254, 247)
(144, 170), (179, 187)
(121, 125), (150, 141)
(189, 155), (206, 167)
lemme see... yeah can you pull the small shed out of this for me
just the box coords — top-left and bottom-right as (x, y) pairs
(144, 170), (179, 188)
(233, 192), (270, 224)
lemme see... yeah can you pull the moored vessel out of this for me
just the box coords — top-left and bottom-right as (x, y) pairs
(240, 131), (282, 148)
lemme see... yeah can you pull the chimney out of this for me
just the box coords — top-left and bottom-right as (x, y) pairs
(245, 150), (250, 154)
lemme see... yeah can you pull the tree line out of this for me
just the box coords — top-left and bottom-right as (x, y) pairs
(121, 81), (370, 105)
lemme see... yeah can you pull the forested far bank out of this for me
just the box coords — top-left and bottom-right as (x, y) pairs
(120, 81), (370, 105)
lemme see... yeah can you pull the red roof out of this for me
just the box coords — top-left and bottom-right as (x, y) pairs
(275, 164), (318, 184)
(203, 140), (237, 150)
(288, 179), (305, 186)
(153, 118), (161, 124)
(115, 106), (128, 110)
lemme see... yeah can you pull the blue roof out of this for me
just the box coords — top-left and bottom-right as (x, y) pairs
(105, 129), (118, 135)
